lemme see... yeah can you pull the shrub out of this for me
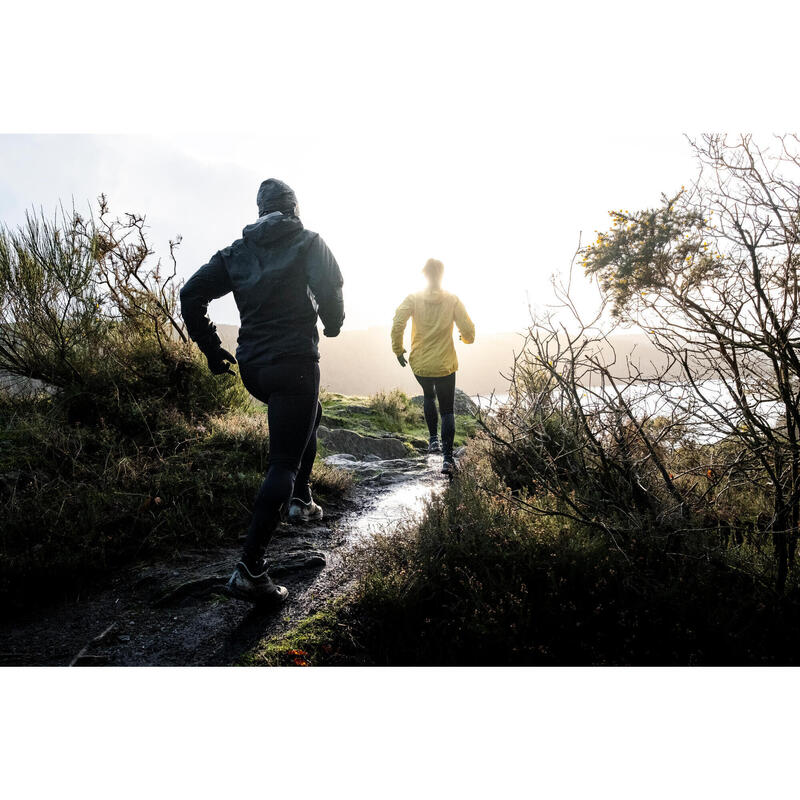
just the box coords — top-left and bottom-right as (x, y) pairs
(251, 447), (800, 665)
(0, 197), (248, 429)
(368, 389), (420, 432)
(580, 135), (800, 592)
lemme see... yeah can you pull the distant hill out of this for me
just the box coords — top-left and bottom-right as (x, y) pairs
(216, 324), (669, 396)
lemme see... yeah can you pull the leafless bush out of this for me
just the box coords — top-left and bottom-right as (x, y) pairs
(484, 135), (800, 591)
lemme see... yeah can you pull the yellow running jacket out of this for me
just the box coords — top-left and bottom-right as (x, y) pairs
(391, 288), (475, 377)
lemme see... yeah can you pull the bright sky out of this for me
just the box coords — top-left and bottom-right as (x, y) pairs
(0, 132), (697, 333)
(0, 1), (794, 334)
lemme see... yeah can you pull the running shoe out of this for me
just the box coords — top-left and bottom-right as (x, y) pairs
(224, 561), (289, 605)
(288, 496), (324, 522)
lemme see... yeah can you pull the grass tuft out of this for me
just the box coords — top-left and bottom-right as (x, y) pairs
(319, 389), (476, 445)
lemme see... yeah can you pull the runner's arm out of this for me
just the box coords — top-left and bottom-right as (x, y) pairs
(391, 295), (414, 355)
(454, 297), (475, 344)
(180, 251), (233, 353)
(306, 235), (345, 336)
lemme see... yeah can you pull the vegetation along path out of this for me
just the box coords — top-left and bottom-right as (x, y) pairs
(0, 445), (448, 666)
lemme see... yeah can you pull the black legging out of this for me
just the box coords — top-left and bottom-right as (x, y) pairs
(414, 372), (456, 458)
(239, 360), (321, 571)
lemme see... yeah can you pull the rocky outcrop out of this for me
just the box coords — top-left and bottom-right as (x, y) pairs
(317, 425), (409, 460)
(410, 387), (478, 415)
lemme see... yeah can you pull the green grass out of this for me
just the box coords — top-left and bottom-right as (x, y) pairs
(318, 389), (477, 447)
(239, 604), (349, 666)
(0, 395), (352, 613)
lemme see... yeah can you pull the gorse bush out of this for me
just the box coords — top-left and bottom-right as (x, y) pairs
(59, 336), (249, 431)
(578, 135), (800, 592)
(0, 197), (249, 428)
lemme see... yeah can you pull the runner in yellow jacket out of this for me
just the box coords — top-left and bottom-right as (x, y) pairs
(391, 258), (475, 474)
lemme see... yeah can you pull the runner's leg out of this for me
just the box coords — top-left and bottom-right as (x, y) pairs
(435, 372), (457, 458)
(292, 399), (323, 503)
(414, 373), (439, 440)
(240, 362), (320, 571)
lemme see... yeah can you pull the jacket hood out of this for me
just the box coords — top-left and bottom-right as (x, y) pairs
(242, 211), (303, 245)
(257, 178), (297, 216)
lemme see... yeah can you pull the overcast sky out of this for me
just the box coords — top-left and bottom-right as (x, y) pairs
(0, 132), (698, 333)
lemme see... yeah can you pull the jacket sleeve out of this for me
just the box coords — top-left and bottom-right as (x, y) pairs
(179, 251), (233, 353)
(454, 297), (475, 344)
(305, 235), (345, 334)
(391, 294), (415, 355)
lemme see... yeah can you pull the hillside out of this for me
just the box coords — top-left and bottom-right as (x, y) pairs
(216, 324), (668, 396)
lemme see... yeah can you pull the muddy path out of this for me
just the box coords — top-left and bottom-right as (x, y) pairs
(0, 454), (446, 666)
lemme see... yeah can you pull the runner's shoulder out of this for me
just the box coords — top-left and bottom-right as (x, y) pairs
(218, 238), (243, 263)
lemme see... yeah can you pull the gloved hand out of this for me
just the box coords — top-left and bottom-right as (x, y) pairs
(205, 346), (237, 376)
(396, 353), (407, 368)
(323, 328), (340, 338)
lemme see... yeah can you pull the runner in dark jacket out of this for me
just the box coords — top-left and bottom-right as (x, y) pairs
(180, 178), (344, 604)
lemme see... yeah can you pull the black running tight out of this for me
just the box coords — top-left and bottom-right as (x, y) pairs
(239, 360), (321, 571)
(414, 372), (456, 457)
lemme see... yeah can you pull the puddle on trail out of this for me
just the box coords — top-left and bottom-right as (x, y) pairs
(324, 453), (447, 539)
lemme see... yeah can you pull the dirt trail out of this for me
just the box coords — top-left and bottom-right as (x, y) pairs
(0, 454), (445, 666)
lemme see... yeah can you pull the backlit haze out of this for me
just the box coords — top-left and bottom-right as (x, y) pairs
(0, 132), (696, 338)
(1, 0), (787, 347)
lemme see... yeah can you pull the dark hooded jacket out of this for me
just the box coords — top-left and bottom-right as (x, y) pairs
(180, 183), (344, 366)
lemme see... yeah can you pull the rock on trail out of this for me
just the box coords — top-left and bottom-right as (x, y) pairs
(410, 387), (478, 416)
(316, 425), (410, 460)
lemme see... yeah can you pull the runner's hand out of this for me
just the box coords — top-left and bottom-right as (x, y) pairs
(205, 347), (237, 376)
(396, 354), (407, 367)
